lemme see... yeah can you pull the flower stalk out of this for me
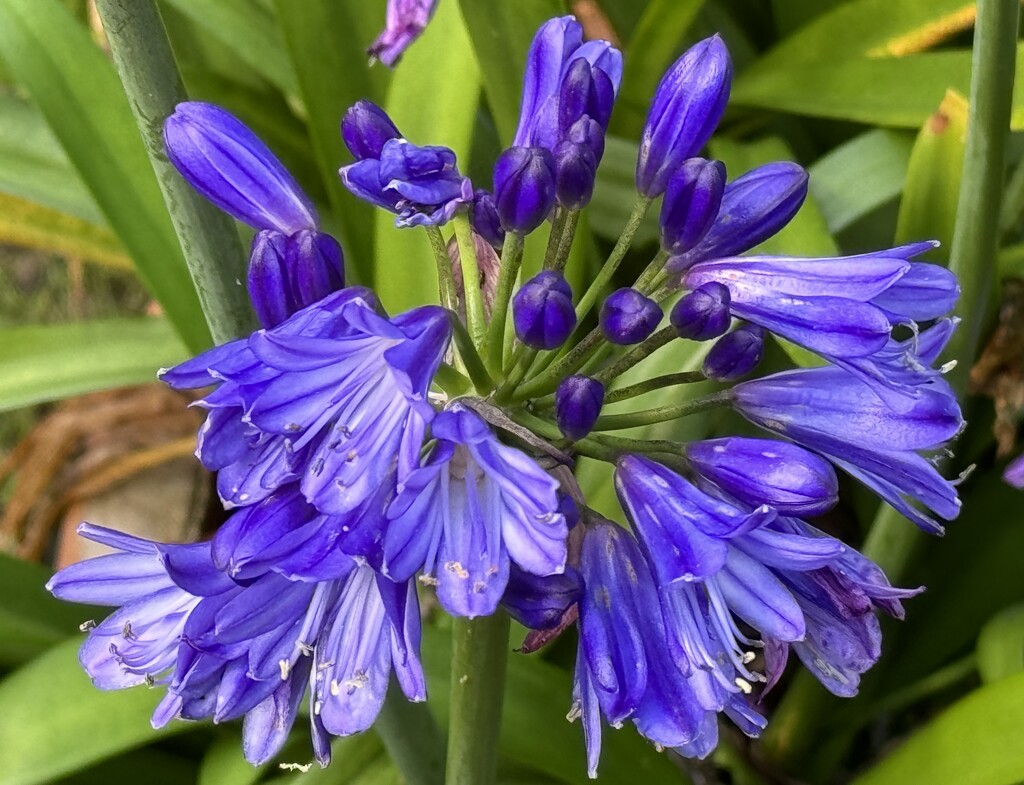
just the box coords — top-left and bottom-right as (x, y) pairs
(454, 215), (488, 347)
(486, 232), (526, 372)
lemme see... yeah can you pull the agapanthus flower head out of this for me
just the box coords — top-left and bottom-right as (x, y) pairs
(601, 287), (662, 345)
(368, 0), (439, 67)
(513, 270), (576, 349)
(615, 453), (775, 583)
(159, 288), (452, 513)
(703, 323), (765, 380)
(731, 362), (964, 532)
(341, 135), (473, 227)
(660, 158), (726, 255)
(382, 402), (567, 617)
(636, 35), (732, 198)
(671, 281), (731, 341)
(667, 161), (809, 274)
(685, 437), (839, 516)
(513, 16), (622, 152)
(555, 375), (605, 440)
(165, 102), (318, 235)
(47, 523), (426, 766)
(493, 146), (558, 234)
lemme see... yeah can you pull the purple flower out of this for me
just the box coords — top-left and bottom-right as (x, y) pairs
(513, 16), (622, 153)
(667, 162), (809, 274)
(600, 288), (662, 345)
(470, 188), (506, 248)
(368, 0), (439, 67)
(660, 158), (726, 255)
(382, 403), (567, 618)
(493, 146), (558, 234)
(702, 324), (765, 380)
(160, 288), (451, 513)
(341, 136), (473, 227)
(342, 100), (402, 160)
(670, 281), (731, 341)
(47, 524), (426, 766)
(685, 437), (839, 516)
(555, 375), (605, 440)
(248, 230), (345, 328)
(636, 36), (732, 198)
(615, 454), (775, 584)
(502, 565), (582, 630)
(731, 364), (964, 533)
(513, 270), (576, 349)
(165, 102), (318, 235)
(1005, 453), (1024, 488)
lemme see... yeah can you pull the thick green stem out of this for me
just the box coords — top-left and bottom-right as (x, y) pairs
(543, 207), (570, 269)
(573, 196), (653, 323)
(375, 690), (447, 785)
(454, 215), (488, 349)
(593, 326), (677, 385)
(450, 318), (495, 394)
(551, 210), (581, 273)
(603, 371), (707, 405)
(761, 0), (1019, 773)
(94, 0), (253, 347)
(513, 329), (605, 400)
(426, 226), (457, 311)
(485, 233), (525, 372)
(633, 249), (670, 294)
(445, 613), (510, 785)
(591, 392), (730, 431)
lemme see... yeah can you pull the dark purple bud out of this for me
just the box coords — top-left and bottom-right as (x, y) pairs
(287, 230), (345, 308)
(559, 58), (597, 138)
(558, 492), (580, 530)
(470, 189), (505, 248)
(669, 162), (809, 272)
(670, 281), (731, 340)
(502, 566), (582, 630)
(248, 230), (291, 328)
(165, 102), (318, 234)
(636, 36), (732, 198)
(494, 146), (557, 234)
(686, 437), (839, 516)
(703, 324), (765, 380)
(341, 100), (402, 160)
(567, 116), (606, 162)
(513, 270), (576, 349)
(660, 158), (726, 255)
(555, 375), (605, 440)
(554, 141), (597, 209)
(601, 288), (662, 345)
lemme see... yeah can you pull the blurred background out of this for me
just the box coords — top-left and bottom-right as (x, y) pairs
(2, 1), (1024, 784)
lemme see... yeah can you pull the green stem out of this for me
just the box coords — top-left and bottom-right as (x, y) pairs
(94, 0), (253, 348)
(591, 392), (730, 431)
(445, 613), (510, 785)
(603, 371), (707, 404)
(435, 364), (472, 397)
(450, 318), (494, 394)
(573, 196), (653, 323)
(543, 207), (569, 269)
(375, 690), (447, 785)
(633, 249), (670, 293)
(454, 215), (487, 349)
(485, 233), (525, 372)
(593, 326), (677, 385)
(426, 226), (457, 311)
(762, 1), (1019, 773)
(551, 210), (581, 273)
(514, 329), (605, 400)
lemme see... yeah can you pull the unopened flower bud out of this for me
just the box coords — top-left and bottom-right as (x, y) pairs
(636, 36), (732, 198)
(670, 282), (731, 340)
(341, 100), (402, 160)
(660, 158), (725, 255)
(555, 375), (605, 440)
(686, 437), (839, 516)
(165, 102), (318, 234)
(601, 288), (662, 345)
(494, 146), (557, 234)
(554, 141), (598, 209)
(470, 189), (505, 248)
(248, 230), (291, 328)
(513, 270), (576, 349)
(703, 324), (765, 380)
(287, 230), (345, 308)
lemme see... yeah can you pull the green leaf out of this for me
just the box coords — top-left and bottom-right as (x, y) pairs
(272, 0), (386, 280)
(373, 0), (481, 313)
(612, 0), (705, 137)
(457, 0), (565, 145)
(0, 553), (92, 668)
(0, 191), (132, 270)
(895, 89), (968, 262)
(0, 638), (189, 785)
(977, 603), (1024, 685)
(747, 0), (978, 73)
(159, 0), (299, 94)
(0, 318), (188, 412)
(808, 129), (915, 234)
(0, 0), (211, 351)
(851, 671), (1024, 785)
(0, 94), (103, 223)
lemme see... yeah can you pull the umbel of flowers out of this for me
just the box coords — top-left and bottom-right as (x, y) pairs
(48, 14), (964, 779)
